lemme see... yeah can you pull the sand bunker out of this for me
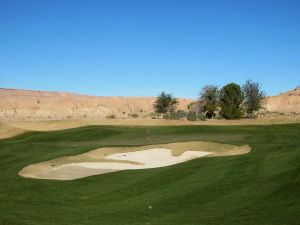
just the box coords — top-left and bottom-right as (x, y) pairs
(38, 149), (211, 180)
(19, 141), (251, 180)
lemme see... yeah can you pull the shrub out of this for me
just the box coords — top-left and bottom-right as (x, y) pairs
(197, 113), (207, 121)
(216, 114), (224, 120)
(187, 112), (196, 121)
(129, 113), (139, 118)
(149, 112), (157, 119)
(106, 115), (116, 119)
(187, 112), (206, 121)
(176, 110), (187, 119)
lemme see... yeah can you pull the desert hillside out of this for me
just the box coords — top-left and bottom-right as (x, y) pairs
(262, 86), (300, 115)
(0, 87), (299, 121)
(0, 88), (192, 120)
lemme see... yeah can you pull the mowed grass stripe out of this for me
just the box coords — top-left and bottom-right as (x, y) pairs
(0, 124), (299, 225)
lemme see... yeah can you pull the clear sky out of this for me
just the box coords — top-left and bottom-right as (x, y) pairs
(1, 0), (299, 98)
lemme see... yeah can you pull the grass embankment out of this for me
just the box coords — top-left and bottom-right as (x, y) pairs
(0, 124), (299, 225)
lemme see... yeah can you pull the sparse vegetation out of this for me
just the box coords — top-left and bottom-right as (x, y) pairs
(187, 111), (206, 121)
(176, 110), (187, 119)
(187, 111), (197, 121)
(148, 112), (157, 119)
(128, 113), (139, 118)
(106, 114), (116, 119)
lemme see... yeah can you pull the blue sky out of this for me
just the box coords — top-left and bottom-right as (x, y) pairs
(0, 0), (299, 98)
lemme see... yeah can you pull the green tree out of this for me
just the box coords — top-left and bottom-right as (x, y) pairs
(199, 85), (219, 118)
(219, 83), (244, 119)
(243, 80), (266, 117)
(153, 92), (178, 118)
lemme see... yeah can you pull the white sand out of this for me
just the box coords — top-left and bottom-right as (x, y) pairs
(41, 148), (212, 179)
(105, 148), (212, 168)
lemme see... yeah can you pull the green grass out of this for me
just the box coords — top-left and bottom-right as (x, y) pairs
(0, 124), (300, 225)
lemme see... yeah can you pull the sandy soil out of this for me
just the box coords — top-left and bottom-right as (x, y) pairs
(1, 116), (299, 139)
(264, 86), (300, 113)
(0, 88), (192, 120)
(0, 122), (25, 139)
(19, 141), (251, 180)
(1, 86), (299, 121)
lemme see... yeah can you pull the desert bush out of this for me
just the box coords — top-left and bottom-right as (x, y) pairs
(176, 110), (187, 119)
(187, 112), (206, 121)
(216, 114), (224, 120)
(106, 115), (116, 119)
(197, 113), (207, 121)
(148, 112), (158, 119)
(164, 110), (185, 120)
(187, 111), (197, 121)
(129, 113), (139, 118)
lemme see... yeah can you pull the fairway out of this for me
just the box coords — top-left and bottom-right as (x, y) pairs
(0, 124), (300, 225)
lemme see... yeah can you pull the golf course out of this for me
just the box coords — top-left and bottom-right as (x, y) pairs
(0, 123), (299, 225)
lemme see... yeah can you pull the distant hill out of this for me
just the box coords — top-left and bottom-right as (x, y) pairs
(262, 86), (300, 115)
(0, 88), (192, 120)
(0, 87), (299, 121)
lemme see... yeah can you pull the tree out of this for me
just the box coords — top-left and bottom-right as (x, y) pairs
(219, 83), (244, 119)
(199, 85), (219, 118)
(243, 80), (266, 117)
(153, 92), (178, 118)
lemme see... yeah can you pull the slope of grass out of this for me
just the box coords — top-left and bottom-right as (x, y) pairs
(0, 124), (299, 225)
